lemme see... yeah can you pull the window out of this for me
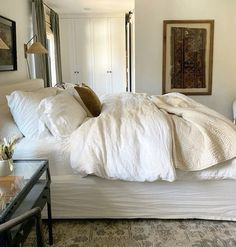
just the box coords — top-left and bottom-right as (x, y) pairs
(45, 7), (57, 86)
(47, 32), (56, 86)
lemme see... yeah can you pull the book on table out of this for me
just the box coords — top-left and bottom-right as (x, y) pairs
(0, 176), (24, 209)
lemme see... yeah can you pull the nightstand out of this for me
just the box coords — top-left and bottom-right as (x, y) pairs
(0, 160), (52, 246)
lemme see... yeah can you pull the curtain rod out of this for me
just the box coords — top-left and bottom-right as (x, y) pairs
(43, 2), (53, 12)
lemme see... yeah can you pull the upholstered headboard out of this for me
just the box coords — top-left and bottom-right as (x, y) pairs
(0, 79), (44, 106)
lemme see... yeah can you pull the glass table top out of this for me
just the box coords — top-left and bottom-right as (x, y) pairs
(0, 160), (48, 220)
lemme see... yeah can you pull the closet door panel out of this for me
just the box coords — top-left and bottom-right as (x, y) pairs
(92, 18), (110, 95)
(74, 19), (93, 85)
(110, 17), (126, 93)
(59, 19), (77, 84)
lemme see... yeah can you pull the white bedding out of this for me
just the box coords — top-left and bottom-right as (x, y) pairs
(7, 85), (236, 182)
(4, 79), (236, 221)
(70, 93), (236, 182)
(71, 93), (175, 182)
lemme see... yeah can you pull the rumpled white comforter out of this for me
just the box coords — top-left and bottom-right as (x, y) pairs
(70, 93), (236, 182)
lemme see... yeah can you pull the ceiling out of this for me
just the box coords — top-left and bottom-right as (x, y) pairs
(44, 0), (134, 14)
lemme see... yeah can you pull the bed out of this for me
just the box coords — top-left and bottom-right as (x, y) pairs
(1, 79), (236, 221)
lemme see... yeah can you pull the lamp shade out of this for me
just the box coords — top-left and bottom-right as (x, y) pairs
(0, 38), (9, 49)
(26, 42), (48, 54)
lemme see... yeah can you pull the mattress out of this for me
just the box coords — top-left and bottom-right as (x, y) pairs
(14, 138), (236, 220)
(14, 137), (236, 180)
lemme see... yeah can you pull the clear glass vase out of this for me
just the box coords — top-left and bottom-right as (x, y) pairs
(0, 159), (13, 176)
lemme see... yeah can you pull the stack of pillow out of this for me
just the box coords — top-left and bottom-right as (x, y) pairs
(6, 83), (102, 139)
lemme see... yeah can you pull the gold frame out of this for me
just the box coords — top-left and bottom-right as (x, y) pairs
(162, 20), (214, 95)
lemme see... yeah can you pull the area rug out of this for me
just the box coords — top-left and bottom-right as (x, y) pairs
(25, 219), (236, 247)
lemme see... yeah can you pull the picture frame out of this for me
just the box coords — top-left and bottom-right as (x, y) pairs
(0, 15), (17, 71)
(162, 20), (214, 95)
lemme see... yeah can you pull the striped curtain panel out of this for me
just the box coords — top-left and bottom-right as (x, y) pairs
(32, 0), (50, 87)
(50, 9), (62, 84)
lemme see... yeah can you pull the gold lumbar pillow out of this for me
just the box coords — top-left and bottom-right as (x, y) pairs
(74, 84), (102, 117)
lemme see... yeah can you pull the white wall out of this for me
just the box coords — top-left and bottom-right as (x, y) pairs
(0, 0), (32, 85)
(135, 0), (236, 119)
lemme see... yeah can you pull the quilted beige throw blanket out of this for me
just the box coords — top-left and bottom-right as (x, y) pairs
(151, 93), (236, 171)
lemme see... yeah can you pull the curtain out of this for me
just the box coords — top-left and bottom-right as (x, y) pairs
(32, 0), (50, 87)
(50, 10), (62, 84)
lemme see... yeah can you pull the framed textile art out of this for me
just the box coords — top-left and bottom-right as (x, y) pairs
(0, 15), (17, 71)
(162, 20), (214, 95)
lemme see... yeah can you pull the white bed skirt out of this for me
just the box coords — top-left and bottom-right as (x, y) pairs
(48, 175), (236, 221)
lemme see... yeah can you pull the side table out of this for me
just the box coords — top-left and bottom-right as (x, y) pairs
(0, 159), (53, 246)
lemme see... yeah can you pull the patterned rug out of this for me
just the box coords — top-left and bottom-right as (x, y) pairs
(25, 219), (236, 247)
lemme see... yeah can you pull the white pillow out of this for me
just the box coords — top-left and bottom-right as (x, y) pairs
(6, 87), (57, 139)
(0, 105), (23, 142)
(38, 92), (87, 138)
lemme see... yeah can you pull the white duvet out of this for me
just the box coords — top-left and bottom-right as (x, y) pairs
(70, 93), (236, 182)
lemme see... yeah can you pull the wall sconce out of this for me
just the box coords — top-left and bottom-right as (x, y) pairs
(24, 34), (48, 78)
(0, 37), (10, 49)
(24, 34), (48, 58)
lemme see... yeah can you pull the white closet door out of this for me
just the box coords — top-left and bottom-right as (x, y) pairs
(91, 18), (110, 96)
(109, 17), (126, 93)
(60, 19), (77, 84)
(74, 19), (93, 86)
(60, 16), (126, 93)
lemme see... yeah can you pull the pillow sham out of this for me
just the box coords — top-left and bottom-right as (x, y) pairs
(0, 105), (23, 142)
(6, 87), (57, 139)
(38, 92), (87, 138)
(74, 83), (102, 117)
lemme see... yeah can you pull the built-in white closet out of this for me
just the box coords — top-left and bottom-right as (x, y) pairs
(59, 15), (126, 95)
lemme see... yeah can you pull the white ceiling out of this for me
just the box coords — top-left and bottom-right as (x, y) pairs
(44, 0), (134, 14)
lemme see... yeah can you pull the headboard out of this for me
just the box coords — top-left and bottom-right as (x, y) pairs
(0, 79), (44, 106)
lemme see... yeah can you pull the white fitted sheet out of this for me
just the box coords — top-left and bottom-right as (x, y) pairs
(13, 137), (73, 176)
